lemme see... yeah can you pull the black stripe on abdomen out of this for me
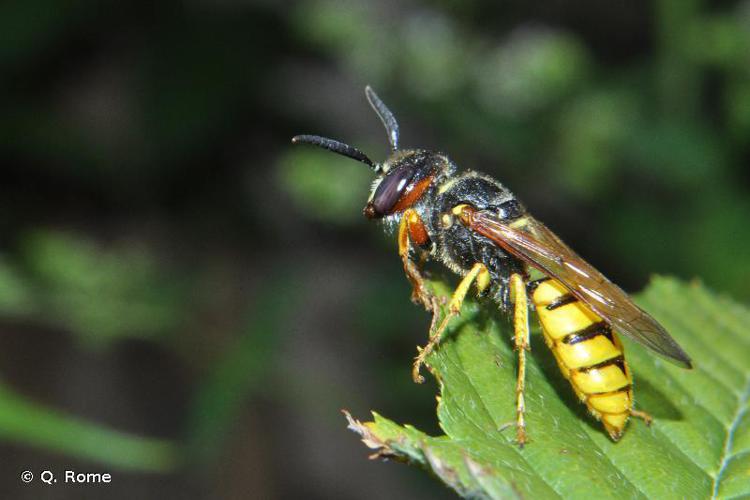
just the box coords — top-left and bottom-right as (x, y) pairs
(562, 321), (613, 345)
(578, 355), (627, 374)
(590, 384), (632, 396)
(546, 293), (577, 310)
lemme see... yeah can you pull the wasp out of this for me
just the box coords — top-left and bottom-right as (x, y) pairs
(292, 87), (692, 446)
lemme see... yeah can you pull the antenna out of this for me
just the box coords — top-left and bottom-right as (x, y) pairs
(291, 135), (378, 171)
(365, 86), (400, 151)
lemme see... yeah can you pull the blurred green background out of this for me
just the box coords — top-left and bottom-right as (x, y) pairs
(0, 0), (748, 498)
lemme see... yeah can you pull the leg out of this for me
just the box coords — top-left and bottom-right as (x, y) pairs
(412, 262), (490, 383)
(630, 409), (653, 426)
(510, 273), (530, 447)
(398, 209), (433, 311)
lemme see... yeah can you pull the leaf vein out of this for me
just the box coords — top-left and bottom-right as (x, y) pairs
(711, 375), (750, 499)
(441, 334), (566, 498)
(456, 327), (648, 499)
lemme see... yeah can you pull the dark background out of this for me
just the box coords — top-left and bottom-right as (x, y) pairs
(1, 0), (748, 498)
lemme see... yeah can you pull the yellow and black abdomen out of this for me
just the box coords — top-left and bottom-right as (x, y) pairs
(531, 278), (633, 439)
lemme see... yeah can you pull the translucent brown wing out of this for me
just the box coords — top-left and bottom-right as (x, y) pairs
(463, 208), (692, 368)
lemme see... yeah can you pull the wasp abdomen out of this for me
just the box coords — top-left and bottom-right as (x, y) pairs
(531, 278), (633, 439)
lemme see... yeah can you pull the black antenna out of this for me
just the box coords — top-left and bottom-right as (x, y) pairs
(291, 135), (378, 171)
(365, 86), (399, 151)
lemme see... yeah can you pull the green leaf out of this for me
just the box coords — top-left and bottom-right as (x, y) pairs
(345, 277), (750, 499)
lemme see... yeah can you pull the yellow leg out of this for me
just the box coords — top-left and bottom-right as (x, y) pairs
(630, 409), (653, 426)
(412, 262), (490, 383)
(510, 273), (530, 447)
(398, 209), (433, 311)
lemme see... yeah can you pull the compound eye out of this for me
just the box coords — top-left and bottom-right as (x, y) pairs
(370, 164), (417, 217)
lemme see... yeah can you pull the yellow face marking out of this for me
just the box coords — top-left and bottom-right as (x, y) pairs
(441, 213), (453, 229)
(571, 364), (629, 394)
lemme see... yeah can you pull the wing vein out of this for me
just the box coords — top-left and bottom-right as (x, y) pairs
(464, 210), (692, 367)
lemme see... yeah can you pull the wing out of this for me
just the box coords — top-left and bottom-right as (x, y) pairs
(463, 208), (692, 368)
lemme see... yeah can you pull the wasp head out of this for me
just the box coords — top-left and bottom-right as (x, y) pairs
(292, 86), (453, 220)
(363, 149), (452, 219)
